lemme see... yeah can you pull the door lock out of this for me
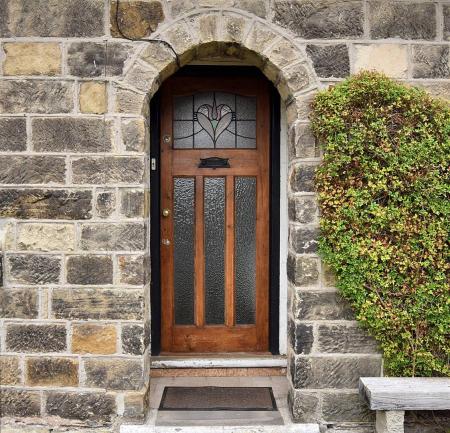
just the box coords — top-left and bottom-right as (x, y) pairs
(162, 239), (171, 246)
(163, 134), (171, 144)
(162, 208), (170, 217)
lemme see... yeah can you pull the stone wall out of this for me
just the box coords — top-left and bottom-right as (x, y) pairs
(0, 0), (448, 431)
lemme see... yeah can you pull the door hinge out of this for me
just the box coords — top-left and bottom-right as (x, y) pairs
(151, 158), (157, 171)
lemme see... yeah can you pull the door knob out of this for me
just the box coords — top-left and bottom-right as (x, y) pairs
(162, 239), (171, 246)
(162, 208), (170, 217)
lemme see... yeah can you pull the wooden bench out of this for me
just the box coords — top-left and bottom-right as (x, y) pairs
(359, 377), (450, 433)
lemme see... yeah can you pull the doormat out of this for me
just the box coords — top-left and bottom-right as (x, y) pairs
(159, 386), (277, 411)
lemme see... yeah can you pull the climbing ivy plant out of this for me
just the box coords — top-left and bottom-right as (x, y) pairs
(311, 72), (450, 377)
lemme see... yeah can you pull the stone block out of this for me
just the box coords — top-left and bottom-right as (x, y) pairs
(52, 288), (143, 320)
(322, 392), (374, 422)
(95, 189), (116, 218)
(376, 410), (404, 433)
(79, 81), (107, 114)
(0, 389), (40, 417)
(122, 324), (146, 355)
(66, 255), (113, 285)
(368, 1), (436, 40)
(169, 0), (196, 17)
(306, 44), (350, 78)
(413, 82), (450, 101)
(0, 189), (92, 220)
(81, 223), (145, 251)
(322, 262), (336, 287)
(115, 87), (148, 114)
(46, 392), (116, 423)
(0, 156), (65, 185)
(223, 15), (246, 43)
(318, 324), (379, 353)
(6, 324), (66, 352)
(123, 62), (159, 94)
(412, 46), (450, 79)
(120, 189), (145, 218)
(26, 357), (78, 387)
(0, 118), (27, 151)
(32, 118), (112, 153)
(445, 5), (450, 41)
(289, 319), (313, 355)
(404, 410), (450, 433)
(72, 324), (117, 355)
(110, 1), (164, 38)
(72, 157), (144, 184)
(0, 356), (21, 385)
(7, 254), (60, 285)
(238, 0), (267, 18)
(118, 255), (146, 286)
(278, 64), (311, 99)
(17, 223), (75, 251)
(288, 389), (320, 423)
(67, 42), (132, 77)
(287, 255), (320, 286)
(246, 22), (278, 54)
(3, 43), (61, 76)
(288, 196), (318, 224)
(0, 288), (38, 319)
(274, 0), (363, 39)
(122, 118), (146, 152)
(290, 356), (381, 389)
(354, 44), (408, 79)
(124, 391), (147, 420)
(265, 39), (301, 71)
(0, 80), (73, 114)
(290, 226), (320, 254)
(289, 123), (319, 160)
(84, 358), (143, 390)
(293, 290), (354, 321)
(290, 164), (316, 192)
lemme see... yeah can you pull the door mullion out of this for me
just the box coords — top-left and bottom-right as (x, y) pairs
(225, 175), (235, 327)
(194, 176), (205, 327)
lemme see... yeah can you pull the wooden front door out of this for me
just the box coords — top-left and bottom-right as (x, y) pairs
(160, 75), (270, 353)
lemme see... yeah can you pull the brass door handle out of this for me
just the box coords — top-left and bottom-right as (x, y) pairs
(162, 208), (170, 217)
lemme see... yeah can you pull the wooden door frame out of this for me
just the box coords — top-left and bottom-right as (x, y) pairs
(150, 66), (280, 355)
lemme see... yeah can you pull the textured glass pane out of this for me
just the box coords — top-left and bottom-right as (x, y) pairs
(236, 95), (256, 120)
(234, 177), (256, 324)
(236, 121), (256, 148)
(174, 95), (193, 120)
(173, 178), (195, 325)
(173, 121), (193, 148)
(204, 177), (226, 325)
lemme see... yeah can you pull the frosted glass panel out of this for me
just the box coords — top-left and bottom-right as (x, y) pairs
(234, 177), (256, 325)
(173, 178), (195, 325)
(204, 177), (225, 325)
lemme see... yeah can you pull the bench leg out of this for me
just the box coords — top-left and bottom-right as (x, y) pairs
(376, 410), (405, 433)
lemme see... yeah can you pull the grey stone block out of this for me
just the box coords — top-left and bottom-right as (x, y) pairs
(306, 44), (350, 78)
(412, 46), (450, 79)
(67, 42), (132, 77)
(0, 80), (73, 114)
(46, 392), (116, 423)
(0, 156), (65, 184)
(289, 197), (318, 224)
(0, 389), (41, 417)
(289, 319), (314, 355)
(81, 223), (145, 251)
(32, 118), (113, 153)
(120, 189), (145, 218)
(26, 357), (78, 387)
(318, 324), (379, 353)
(0, 288), (38, 319)
(95, 189), (116, 218)
(322, 392), (374, 422)
(66, 255), (113, 285)
(445, 5), (450, 41)
(122, 324), (146, 355)
(7, 254), (61, 284)
(6, 324), (66, 352)
(52, 288), (144, 320)
(293, 290), (354, 320)
(118, 255), (146, 285)
(0, 118), (27, 151)
(404, 410), (450, 433)
(122, 118), (146, 152)
(0, 189), (92, 220)
(289, 123), (319, 159)
(288, 389), (320, 423)
(0, 0), (104, 37)
(368, 1), (436, 40)
(291, 226), (320, 253)
(274, 0), (363, 39)
(287, 254), (320, 286)
(290, 165), (316, 193)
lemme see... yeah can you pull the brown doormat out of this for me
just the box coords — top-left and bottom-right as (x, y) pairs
(159, 386), (277, 411)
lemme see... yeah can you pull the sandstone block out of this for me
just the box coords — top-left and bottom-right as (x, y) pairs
(110, 1), (164, 38)
(170, 0), (196, 17)
(289, 320), (313, 355)
(412, 46), (450, 79)
(120, 189), (145, 218)
(0, 189), (92, 220)
(0, 356), (21, 385)
(122, 118), (146, 152)
(290, 226), (320, 254)
(32, 118), (112, 153)
(318, 324), (379, 353)
(115, 87), (148, 114)
(3, 43), (61, 76)
(265, 39), (301, 73)
(6, 324), (66, 352)
(123, 62), (159, 93)
(0, 288), (38, 319)
(0, 156), (65, 185)
(0, 0), (104, 37)
(223, 15), (246, 43)
(278, 64), (311, 99)
(354, 44), (408, 79)
(368, 1), (436, 40)
(288, 389), (320, 423)
(0, 118), (27, 151)
(84, 358), (143, 390)
(290, 164), (316, 192)
(122, 324), (146, 355)
(306, 44), (350, 78)
(26, 357), (78, 387)
(288, 196), (318, 224)
(72, 324), (117, 354)
(66, 255), (113, 285)
(238, 0), (267, 18)
(0, 80), (73, 114)
(95, 189), (116, 218)
(274, 0), (363, 39)
(72, 157), (144, 184)
(17, 223), (75, 251)
(413, 82), (450, 101)
(322, 391), (374, 422)
(52, 288), (143, 320)
(81, 223), (145, 251)
(289, 123), (319, 160)
(287, 255), (320, 286)
(0, 389), (40, 417)
(79, 81), (107, 114)
(7, 254), (61, 285)
(118, 255), (146, 286)
(46, 392), (116, 423)
(445, 5), (450, 41)
(124, 391), (147, 420)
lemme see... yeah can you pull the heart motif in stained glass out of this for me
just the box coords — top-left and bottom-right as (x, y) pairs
(196, 96), (233, 144)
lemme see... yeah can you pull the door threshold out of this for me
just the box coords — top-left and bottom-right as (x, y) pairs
(151, 354), (287, 369)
